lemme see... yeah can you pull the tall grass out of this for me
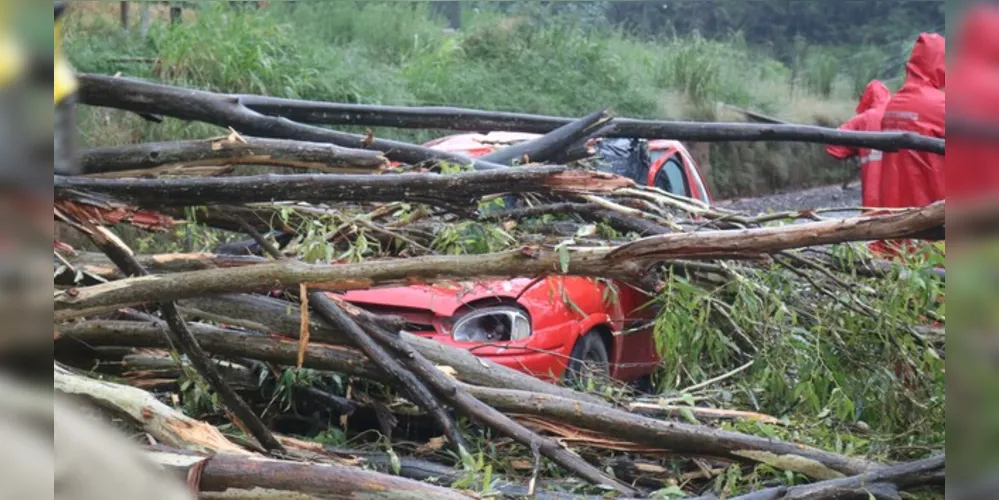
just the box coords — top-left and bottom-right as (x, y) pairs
(64, 1), (868, 197)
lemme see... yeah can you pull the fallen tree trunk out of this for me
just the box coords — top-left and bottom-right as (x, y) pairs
(55, 165), (635, 208)
(53, 202), (945, 321)
(230, 95), (945, 154)
(691, 454), (943, 500)
(76, 73), (513, 171)
(146, 446), (475, 499)
(64, 251), (269, 280)
(57, 321), (880, 480)
(81, 135), (389, 175)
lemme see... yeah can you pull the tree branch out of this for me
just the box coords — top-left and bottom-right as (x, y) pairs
(81, 135), (389, 175)
(230, 93), (944, 154)
(54, 202), (945, 321)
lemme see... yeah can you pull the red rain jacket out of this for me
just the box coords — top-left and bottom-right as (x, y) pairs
(825, 80), (891, 207)
(878, 33), (946, 209)
(949, 4), (999, 206)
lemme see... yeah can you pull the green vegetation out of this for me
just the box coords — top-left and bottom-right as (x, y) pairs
(63, 1), (886, 197)
(652, 243), (945, 467)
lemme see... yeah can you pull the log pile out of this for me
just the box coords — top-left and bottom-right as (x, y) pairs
(53, 74), (945, 499)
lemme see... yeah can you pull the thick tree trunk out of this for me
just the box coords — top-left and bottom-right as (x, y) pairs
(56, 165), (633, 208)
(76, 74), (514, 171)
(53, 202), (945, 321)
(81, 136), (389, 175)
(228, 95), (944, 154)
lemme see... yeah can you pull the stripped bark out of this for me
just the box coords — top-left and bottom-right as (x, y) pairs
(81, 135), (389, 175)
(55, 165), (634, 208)
(54, 363), (251, 455)
(53, 202), (945, 321)
(76, 73), (513, 171)
(228, 95), (944, 154)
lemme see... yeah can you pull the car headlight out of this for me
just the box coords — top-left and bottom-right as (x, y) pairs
(451, 306), (531, 343)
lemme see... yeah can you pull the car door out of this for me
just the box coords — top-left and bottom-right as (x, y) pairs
(649, 149), (712, 205)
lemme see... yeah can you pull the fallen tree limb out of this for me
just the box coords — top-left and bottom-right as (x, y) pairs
(64, 251), (269, 280)
(57, 321), (879, 480)
(55, 165), (635, 207)
(690, 454), (943, 500)
(146, 446), (475, 499)
(479, 109), (611, 166)
(81, 135), (389, 175)
(229, 94), (944, 154)
(54, 202), (945, 321)
(76, 73), (513, 171)
(54, 363), (251, 455)
(456, 384), (879, 479)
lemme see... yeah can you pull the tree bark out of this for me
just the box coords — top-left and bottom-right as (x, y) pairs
(56, 165), (634, 208)
(76, 73), (514, 171)
(81, 136), (389, 175)
(53, 202), (945, 321)
(145, 446), (475, 499)
(228, 95), (944, 154)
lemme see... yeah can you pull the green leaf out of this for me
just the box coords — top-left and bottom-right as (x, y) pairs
(678, 406), (700, 424)
(557, 243), (570, 273)
(387, 448), (401, 475)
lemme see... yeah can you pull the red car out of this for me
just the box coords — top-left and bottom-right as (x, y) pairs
(338, 133), (714, 383)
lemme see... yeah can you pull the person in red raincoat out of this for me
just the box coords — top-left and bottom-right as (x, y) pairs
(825, 79), (891, 208)
(874, 33), (945, 257)
(949, 3), (999, 210)
(878, 33), (945, 209)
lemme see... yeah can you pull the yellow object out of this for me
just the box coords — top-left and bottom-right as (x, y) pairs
(54, 7), (78, 103)
(0, 32), (24, 88)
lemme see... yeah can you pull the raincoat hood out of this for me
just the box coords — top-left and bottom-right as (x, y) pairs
(904, 33), (946, 89)
(856, 80), (891, 114)
(956, 4), (999, 65)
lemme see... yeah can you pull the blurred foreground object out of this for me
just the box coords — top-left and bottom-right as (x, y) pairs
(0, 369), (194, 500)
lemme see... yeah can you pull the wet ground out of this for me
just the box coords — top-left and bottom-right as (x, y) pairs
(717, 181), (862, 219)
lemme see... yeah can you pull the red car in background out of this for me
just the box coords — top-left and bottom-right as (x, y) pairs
(338, 133), (714, 384)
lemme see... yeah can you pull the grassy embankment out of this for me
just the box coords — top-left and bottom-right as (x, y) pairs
(65, 1), (868, 198)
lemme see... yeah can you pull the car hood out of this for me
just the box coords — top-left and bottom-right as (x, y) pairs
(338, 278), (538, 317)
